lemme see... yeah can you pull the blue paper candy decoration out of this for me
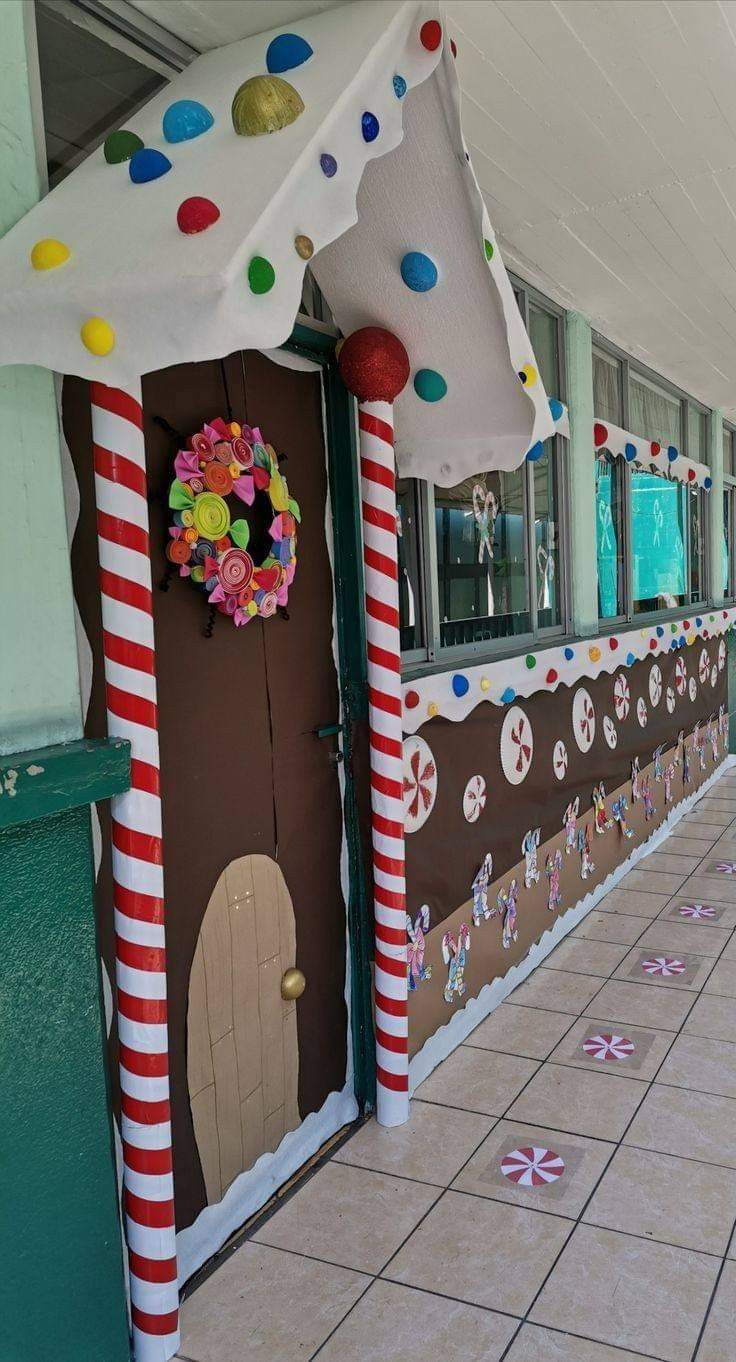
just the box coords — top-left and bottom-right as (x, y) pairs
(452, 674), (469, 697)
(400, 251), (438, 292)
(526, 441), (544, 462)
(129, 148), (172, 183)
(414, 369), (447, 402)
(162, 99), (214, 143)
(362, 111), (380, 142)
(501, 687), (516, 704)
(266, 32), (314, 73)
(549, 398), (564, 421)
(393, 74), (407, 98)
(667, 445), (678, 462)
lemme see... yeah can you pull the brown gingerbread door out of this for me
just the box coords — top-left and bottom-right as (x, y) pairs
(65, 348), (351, 1235)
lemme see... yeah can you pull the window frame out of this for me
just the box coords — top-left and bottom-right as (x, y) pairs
(592, 333), (711, 628)
(723, 423), (736, 603)
(401, 278), (571, 671)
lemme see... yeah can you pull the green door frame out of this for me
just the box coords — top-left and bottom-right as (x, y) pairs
(283, 322), (376, 1110)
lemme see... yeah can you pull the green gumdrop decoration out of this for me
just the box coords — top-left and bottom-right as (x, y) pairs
(230, 518), (250, 549)
(168, 478), (194, 510)
(248, 255), (276, 294)
(525, 654), (536, 669)
(104, 129), (144, 164)
(253, 442), (269, 467)
(288, 497), (301, 523)
(483, 238), (494, 260)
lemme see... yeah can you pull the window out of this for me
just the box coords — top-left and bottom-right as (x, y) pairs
(398, 283), (568, 660)
(724, 424), (736, 600)
(593, 341), (709, 621)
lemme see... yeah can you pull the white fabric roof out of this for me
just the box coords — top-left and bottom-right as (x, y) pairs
(0, 0), (553, 482)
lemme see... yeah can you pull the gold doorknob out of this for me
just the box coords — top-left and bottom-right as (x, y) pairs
(281, 967), (306, 1001)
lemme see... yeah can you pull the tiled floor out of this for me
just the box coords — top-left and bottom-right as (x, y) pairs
(177, 770), (736, 1362)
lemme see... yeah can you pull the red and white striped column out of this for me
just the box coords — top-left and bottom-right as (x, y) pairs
(338, 329), (411, 1127)
(90, 381), (179, 1361)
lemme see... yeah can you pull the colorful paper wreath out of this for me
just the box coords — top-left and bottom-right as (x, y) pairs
(166, 416), (300, 626)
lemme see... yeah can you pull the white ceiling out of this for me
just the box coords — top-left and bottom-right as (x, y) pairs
(128, 0), (736, 417)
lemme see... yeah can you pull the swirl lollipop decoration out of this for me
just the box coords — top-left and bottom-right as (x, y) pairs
(167, 416), (300, 626)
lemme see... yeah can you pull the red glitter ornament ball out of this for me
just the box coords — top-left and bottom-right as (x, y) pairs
(177, 196), (220, 234)
(420, 18), (443, 50)
(651, 441), (661, 456)
(338, 327), (410, 402)
(593, 422), (608, 448)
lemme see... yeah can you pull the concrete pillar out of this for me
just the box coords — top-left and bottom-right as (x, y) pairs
(708, 409), (724, 604)
(564, 311), (597, 636)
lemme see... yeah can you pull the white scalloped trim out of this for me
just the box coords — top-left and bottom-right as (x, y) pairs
(594, 417), (711, 489)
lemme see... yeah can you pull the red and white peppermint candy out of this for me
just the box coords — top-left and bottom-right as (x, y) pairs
(613, 673), (630, 721)
(402, 735), (437, 833)
(719, 639), (726, 671)
(603, 715), (617, 749)
(637, 696), (648, 727)
(711, 664), (718, 689)
(699, 648), (709, 684)
(501, 705), (534, 786)
(552, 739), (568, 781)
(463, 774), (486, 823)
(679, 903), (716, 919)
(715, 861), (736, 874)
(689, 676), (697, 701)
(572, 687), (595, 753)
(675, 656), (687, 695)
(649, 664), (662, 707)
(666, 685), (675, 714)
(642, 955), (686, 977)
(500, 1146), (565, 1187)
(582, 1032), (635, 1061)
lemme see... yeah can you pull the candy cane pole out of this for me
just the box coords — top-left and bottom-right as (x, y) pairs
(338, 329), (411, 1126)
(90, 382), (179, 1362)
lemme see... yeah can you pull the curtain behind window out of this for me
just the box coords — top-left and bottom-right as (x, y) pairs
(629, 374), (681, 449)
(593, 350), (622, 424)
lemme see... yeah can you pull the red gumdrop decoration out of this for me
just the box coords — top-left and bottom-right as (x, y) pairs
(546, 668), (558, 684)
(405, 689), (419, 709)
(651, 441), (661, 455)
(649, 638), (657, 649)
(338, 327), (410, 403)
(687, 468), (696, 481)
(609, 637), (618, 650)
(450, 38), (458, 57)
(684, 620), (690, 629)
(177, 196), (220, 234)
(593, 422), (608, 447)
(420, 18), (442, 50)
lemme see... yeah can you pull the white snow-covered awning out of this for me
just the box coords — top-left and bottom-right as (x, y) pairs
(0, 0), (554, 484)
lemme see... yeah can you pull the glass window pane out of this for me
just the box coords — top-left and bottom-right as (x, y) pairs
(689, 486), (704, 603)
(36, 0), (167, 188)
(724, 427), (734, 477)
(529, 305), (558, 397)
(629, 372), (682, 450)
(631, 467), (687, 612)
(435, 468), (530, 647)
(397, 479), (423, 651)
(595, 450), (625, 619)
(593, 348), (622, 425)
(723, 490), (731, 598)
(533, 443), (561, 628)
(688, 407), (707, 464)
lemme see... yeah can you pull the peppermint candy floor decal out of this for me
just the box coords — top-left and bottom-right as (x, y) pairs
(603, 715), (617, 749)
(719, 638), (727, 670)
(501, 1146), (565, 1187)
(572, 687), (595, 752)
(675, 656), (687, 695)
(463, 774), (486, 823)
(637, 697), (648, 727)
(500, 705), (533, 785)
(666, 685), (675, 713)
(552, 739), (568, 780)
(642, 956), (686, 977)
(714, 862), (736, 874)
(689, 676), (697, 701)
(402, 735), (437, 833)
(648, 664), (662, 706)
(699, 648), (709, 684)
(613, 672), (630, 720)
(582, 1033), (635, 1061)
(678, 903), (716, 919)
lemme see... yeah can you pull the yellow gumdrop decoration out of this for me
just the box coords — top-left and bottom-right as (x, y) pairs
(588, 645), (601, 662)
(81, 316), (115, 356)
(427, 701), (439, 717)
(31, 238), (70, 271)
(480, 677), (490, 692)
(687, 632), (695, 645)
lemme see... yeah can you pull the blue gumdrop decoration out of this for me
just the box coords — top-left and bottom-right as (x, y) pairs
(704, 476), (713, 489)
(362, 111), (380, 142)
(452, 674), (470, 698)
(414, 369), (447, 402)
(393, 74), (407, 98)
(526, 441), (544, 462)
(679, 634), (686, 646)
(624, 442), (637, 461)
(626, 652), (636, 666)
(320, 153), (337, 178)
(656, 625), (664, 637)
(549, 398), (564, 421)
(162, 99), (213, 143)
(266, 32), (313, 73)
(667, 445), (678, 462)
(501, 686), (516, 704)
(129, 147), (171, 183)
(400, 251), (438, 293)
(696, 616), (703, 627)
(564, 646), (574, 660)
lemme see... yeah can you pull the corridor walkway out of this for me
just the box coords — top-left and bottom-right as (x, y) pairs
(177, 769), (736, 1362)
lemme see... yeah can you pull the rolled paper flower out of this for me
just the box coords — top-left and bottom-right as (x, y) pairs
(228, 462), (241, 479)
(214, 440), (233, 465)
(189, 477), (204, 494)
(232, 436), (254, 468)
(238, 585), (254, 607)
(205, 575), (220, 592)
(190, 431), (212, 457)
(281, 511), (296, 536)
(259, 591), (278, 618)
(175, 449), (203, 482)
(269, 472), (290, 511)
(219, 547), (255, 594)
(233, 473), (255, 505)
(215, 536), (231, 553)
(192, 491), (230, 539)
(183, 527), (198, 544)
(191, 538), (215, 564)
(222, 594), (238, 616)
(230, 422), (241, 436)
(204, 462), (234, 496)
(167, 539), (191, 564)
(252, 442), (269, 467)
(191, 565), (205, 583)
(253, 465), (271, 491)
(180, 508), (195, 527)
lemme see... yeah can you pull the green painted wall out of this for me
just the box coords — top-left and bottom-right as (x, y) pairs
(564, 311), (598, 637)
(0, 0), (82, 756)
